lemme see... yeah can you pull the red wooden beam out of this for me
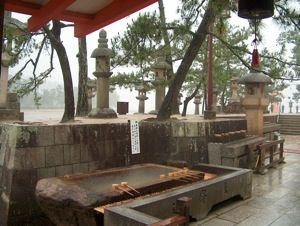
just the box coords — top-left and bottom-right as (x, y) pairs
(27, 0), (75, 32)
(4, 0), (92, 24)
(4, 0), (39, 15)
(74, 0), (158, 37)
(56, 11), (93, 25)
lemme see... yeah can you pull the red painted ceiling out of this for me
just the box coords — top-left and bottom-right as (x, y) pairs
(4, 0), (158, 37)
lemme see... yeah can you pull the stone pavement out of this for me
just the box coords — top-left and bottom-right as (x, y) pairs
(191, 135), (300, 226)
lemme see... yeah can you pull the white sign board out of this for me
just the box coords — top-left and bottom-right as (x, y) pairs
(130, 120), (140, 154)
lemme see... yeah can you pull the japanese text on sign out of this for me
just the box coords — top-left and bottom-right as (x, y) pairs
(130, 120), (140, 154)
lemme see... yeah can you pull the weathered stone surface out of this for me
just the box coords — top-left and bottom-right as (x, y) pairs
(37, 167), (56, 180)
(56, 165), (73, 176)
(54, 125), (74, 145)
(14, 147), (46, 169)
(185, 122), (199, 137)
(45, 145), (64, 167)
(36, 178), (106, 226)
(80, 144), (92, 163)
(63, 144), (81, 164)
(171, 122), (185, 137)
(88, 161), (100, 171)
(16, 126), (38, 148)
(36, 126), (55, 146)
(73, 163), (89, 174)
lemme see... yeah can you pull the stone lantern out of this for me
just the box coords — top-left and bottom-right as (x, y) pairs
(88, 30), (117, 118)
(149, 56), (171, 114)
(194, 94), (202, 115)
(229, 77), (240, 103)
(136, 84), (148, 114)
(239, 70), (272, 137)
(224, 77), (243, 113)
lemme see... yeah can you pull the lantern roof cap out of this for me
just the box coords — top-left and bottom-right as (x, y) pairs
(151, 56), (171, 70)
(239, 70), (272, 84)
(136, 84), (148, 91)
(91, 29), (113, 58)
(230, 76), (240, 81)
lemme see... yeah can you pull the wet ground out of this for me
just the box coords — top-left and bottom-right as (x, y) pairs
(191, 135), (300, 226)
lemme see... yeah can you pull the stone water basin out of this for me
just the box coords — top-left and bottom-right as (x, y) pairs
(35, 163), (251, 226)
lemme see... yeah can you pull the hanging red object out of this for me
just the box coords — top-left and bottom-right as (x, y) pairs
(251, 47), (260, 68)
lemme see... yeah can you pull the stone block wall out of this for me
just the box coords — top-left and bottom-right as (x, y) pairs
(0, 118), (247, 225)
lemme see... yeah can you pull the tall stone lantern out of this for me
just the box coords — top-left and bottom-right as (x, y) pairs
(136, 84), (148, 114)
(88, 30), (117, 118)
(149, 56), (171, 114)
(239, 71), (272, 137)
(194, 94), (202, 115)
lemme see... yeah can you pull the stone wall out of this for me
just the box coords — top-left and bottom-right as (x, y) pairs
(0, 118), (246, 225)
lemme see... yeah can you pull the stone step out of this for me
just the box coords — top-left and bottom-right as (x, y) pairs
(278, 115), (300, 135)
(280, 130), (300, 135)
(279, 118), (300, 121)
(279, 119), (300, 122)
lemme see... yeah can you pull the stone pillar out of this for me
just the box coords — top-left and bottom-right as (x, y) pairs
(149, 56), (171, 114)
(239, 71), (272, 137)
(194, 94), (201, 115)
(0, 51), (10, 108)
(289, 99), (293, 113)
(281, 104), (285, 113)
(136, 85), (148, 114)
(88, 30), (117, 118)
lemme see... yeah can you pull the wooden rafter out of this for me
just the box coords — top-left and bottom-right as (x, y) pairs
(3, 0), (158, 36)
(74, 0), (158, 37)
(4, 0), (93, 25)
(28, 0), (75, 31)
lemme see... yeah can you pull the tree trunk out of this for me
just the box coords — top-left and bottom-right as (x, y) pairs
(181, 82), (201, 117)
(76, 36), (89, 116)
(43, 20), (75, 122)
(158, 0), (179, 114)
(157, 0), (229, 120)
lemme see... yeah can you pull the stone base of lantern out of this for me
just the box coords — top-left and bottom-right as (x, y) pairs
(88, 108), (117, 118)
(224, 102), (244, 114)
(204, 110), (216, 120)
(148, 110), (158, 115)
(0, 93), (24, 121)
